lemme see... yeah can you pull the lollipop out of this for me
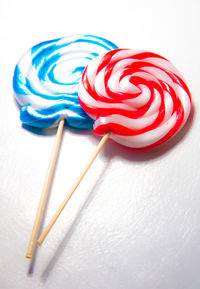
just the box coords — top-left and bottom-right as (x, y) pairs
(13, 35), (118, 258)
(79, 49), (191, 148)
(38, 49), (191, 245)
(13, 34), (118, 129)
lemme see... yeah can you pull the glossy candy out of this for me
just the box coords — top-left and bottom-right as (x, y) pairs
(13, 35), (118, 129)
(78, 49), (192, 148)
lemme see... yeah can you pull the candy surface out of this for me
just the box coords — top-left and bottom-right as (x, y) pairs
(13, 35), (118, 129)
(78, 49), (192, 148)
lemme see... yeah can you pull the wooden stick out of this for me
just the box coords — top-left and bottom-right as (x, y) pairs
(38, 132), (111, 246)
(25, 119), (65, 259)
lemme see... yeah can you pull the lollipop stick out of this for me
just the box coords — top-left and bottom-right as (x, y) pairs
(25, 119), (65, 259)
(38, 132), (111, 246)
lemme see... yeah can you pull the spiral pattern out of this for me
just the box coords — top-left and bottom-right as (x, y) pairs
(13, 35), (118, 129)
(78, 49), (192, 148)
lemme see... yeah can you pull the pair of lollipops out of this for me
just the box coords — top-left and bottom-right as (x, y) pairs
(13, 34), (192, 259)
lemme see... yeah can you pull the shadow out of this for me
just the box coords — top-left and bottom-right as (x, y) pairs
(26, 128), (65, 276)
(27, 242), (39, 275)
(22, 122), (93, 137)
(67, 126), (93, 137)
(22, 123), (59, 136)
(41, 159), (110, 282)
(27, 184), (55, 276)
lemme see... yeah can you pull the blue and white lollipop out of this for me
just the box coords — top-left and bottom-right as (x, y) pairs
(13, 35), (118, 259)
(13, 34), (118, 129)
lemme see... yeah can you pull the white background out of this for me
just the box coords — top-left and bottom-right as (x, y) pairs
(1, 0), (200, 288)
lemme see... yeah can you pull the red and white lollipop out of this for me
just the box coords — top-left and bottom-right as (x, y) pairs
(38, 49), (192, 244)
(78, 49), (191, 148)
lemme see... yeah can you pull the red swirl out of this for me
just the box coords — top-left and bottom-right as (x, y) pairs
(78, 49), (191, 148)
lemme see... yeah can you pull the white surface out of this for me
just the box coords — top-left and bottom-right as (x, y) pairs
(0, 0), (200, 288)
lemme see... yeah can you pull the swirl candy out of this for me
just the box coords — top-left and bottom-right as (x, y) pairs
(13, 35), (118, 129)
(78, 49), (192, 148)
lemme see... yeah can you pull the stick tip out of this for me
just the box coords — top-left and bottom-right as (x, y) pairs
(25, 254), (32, 259)
(37, 237), (43, 247)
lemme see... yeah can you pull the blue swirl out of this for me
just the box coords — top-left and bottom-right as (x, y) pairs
(13, 35), (118, 129)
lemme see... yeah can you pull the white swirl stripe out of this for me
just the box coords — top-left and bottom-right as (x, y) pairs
(78, 49), (192, 148)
